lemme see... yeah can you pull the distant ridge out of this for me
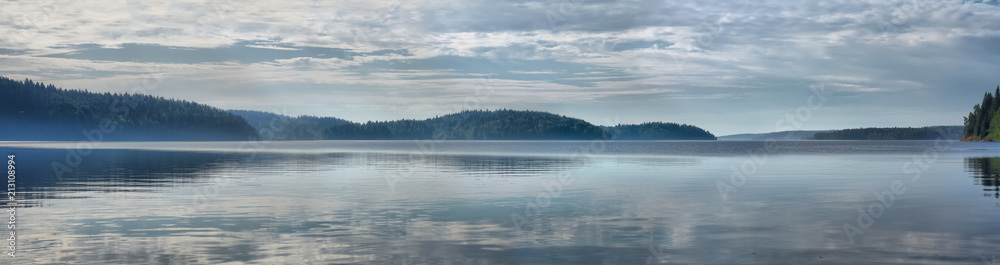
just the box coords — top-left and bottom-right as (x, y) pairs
(0, 76), (259, 141)
(811, 126), (964, 140)
(0, 76), (717, 141)
(228, 110), (351, 140)
(230, 109), (717, 141)
(316, 109), (717, 140)
(720, 126), (965, 141)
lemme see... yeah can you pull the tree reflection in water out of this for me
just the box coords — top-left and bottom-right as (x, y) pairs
(965, 157), (1000, 199)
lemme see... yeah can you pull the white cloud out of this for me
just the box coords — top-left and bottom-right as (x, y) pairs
(2, 0), (1000, 134)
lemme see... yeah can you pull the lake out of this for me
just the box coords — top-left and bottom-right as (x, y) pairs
(1, 140), (999, 264)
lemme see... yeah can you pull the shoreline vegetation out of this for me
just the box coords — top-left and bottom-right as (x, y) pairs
(961, 86), (1000, 142)
(231, 109), (716, 141)
(810, 126), (964, 140)
(0, 76), (716, 141)
(1, 76), (988, 142)
(0, 77), (259, 141)
(961, 136), (992, 142)
(719, 127), (965, 141)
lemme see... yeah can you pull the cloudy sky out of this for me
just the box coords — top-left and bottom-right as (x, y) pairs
(1, 0), (999, 135)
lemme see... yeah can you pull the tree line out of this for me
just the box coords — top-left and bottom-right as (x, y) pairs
(0, 76), (259, 141)
(608, 122), (719, 140)
(318, 109), (717, 140)
(812, 126), (964, 140)
(1, 76), (718, 141)
(228, 110), (351, 140)
(963, 86), (1000, 141)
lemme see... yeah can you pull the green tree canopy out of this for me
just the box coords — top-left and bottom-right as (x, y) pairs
(0, 76), (259, 141)
(318, 109), (717, 140)
(963, 86), (1000, 141)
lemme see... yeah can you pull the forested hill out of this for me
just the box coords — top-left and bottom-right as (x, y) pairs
(0, 76), (715, 141)
(962, 86), (1000, 141)
(228, 110), (351, 140)
(604, 122), (718, 140)
(320, 109), (717, 140)
(811, 126), (964, 140)
(0, 76), (259, 141)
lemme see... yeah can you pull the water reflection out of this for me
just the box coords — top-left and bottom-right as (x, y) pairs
(4, 142), (1000, 264)
(2, 148), (254, 207)
(2, 148), (589, 208)
(6, 148), (600, 264)
(964, 157), (1000, 199)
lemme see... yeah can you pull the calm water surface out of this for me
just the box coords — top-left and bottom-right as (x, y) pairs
(1, 140), (999, 264)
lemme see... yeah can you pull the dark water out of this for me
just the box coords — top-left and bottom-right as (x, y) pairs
(1, 140), (1000, 264)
